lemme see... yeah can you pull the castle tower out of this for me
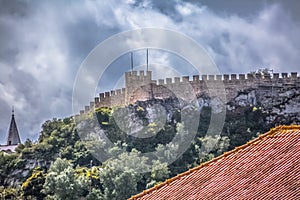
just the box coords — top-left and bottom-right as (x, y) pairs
(6, 107), (21, 145)
(125, 70), (152, 104)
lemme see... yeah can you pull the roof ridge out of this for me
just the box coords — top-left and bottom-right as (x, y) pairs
(129, 125), (300, 200)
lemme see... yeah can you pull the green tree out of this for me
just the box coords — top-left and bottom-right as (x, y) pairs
(196, 136), (230, 163)
(150, 160), (169, 182)
(0, 152), (17, 186)
(100, 150), (149, 200)
(86, 188), (104, 200)
(146, 160), (170, 189)
(21, 167), (46, 200)
(0, 187), (19, 199)
(42, 158), (89, 200)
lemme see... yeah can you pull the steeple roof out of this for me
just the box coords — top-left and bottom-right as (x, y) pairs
(6, 107), (21, 146)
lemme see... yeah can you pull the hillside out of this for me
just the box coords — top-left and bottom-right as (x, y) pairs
(1, 84), (299, 199)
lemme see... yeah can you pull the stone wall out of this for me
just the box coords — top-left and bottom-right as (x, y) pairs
(125, 70), (152, 104)
(77, 71), (300, 116)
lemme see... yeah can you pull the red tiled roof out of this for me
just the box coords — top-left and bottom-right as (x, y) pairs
(130, 125), (300, 200)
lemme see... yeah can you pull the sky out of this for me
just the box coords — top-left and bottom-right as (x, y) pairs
(0, 0), (300, 143)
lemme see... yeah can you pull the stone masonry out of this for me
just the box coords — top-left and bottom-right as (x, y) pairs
(77, 71), (300, 116)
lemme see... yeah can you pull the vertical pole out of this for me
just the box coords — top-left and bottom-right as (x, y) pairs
(131, 52), (133, 71)
(146, 49), (149, 71)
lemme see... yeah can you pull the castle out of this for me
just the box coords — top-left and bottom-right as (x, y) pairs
(77, 70), (300, 116)
(0, 108), (21, 152)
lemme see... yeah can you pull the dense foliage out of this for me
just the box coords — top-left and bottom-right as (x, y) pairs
(0, 98), (273, 199)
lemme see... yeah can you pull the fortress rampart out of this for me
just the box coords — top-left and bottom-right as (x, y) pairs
(77, 71), (300, 116)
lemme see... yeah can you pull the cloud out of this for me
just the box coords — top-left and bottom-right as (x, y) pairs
(167, 2), (300, 73)
(0, 0), (299, 143)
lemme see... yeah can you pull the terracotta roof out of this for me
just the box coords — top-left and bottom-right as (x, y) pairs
(130, 125), (300, 200)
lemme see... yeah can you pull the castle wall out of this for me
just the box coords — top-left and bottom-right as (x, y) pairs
(125, 70), (152, 104)
(79, 88), (126, 114)
(78, 71), (300, 115)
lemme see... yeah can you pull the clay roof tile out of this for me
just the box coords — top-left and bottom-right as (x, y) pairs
(129, 125), (300, 200)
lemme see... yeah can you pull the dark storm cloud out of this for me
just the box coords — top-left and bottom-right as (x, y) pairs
(0, 0), (30, 17)
(0, 0), (32, 63)
(0, 0), (300, 143)
(0, 0), (127, 143)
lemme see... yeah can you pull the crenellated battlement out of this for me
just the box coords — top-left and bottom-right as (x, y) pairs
(132, 72), (299, 83)
(78, 87), (126, 115)
(125, 70), (152, 81)
(77, 71), (300, 116)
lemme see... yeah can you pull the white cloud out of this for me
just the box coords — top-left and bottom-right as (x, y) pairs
(0, 0), (300, 143)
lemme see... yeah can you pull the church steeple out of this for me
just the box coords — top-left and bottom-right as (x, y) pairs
(7, 106), (21, 145)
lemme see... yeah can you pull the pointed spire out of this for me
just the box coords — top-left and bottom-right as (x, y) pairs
(7, 107), (21, 146)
